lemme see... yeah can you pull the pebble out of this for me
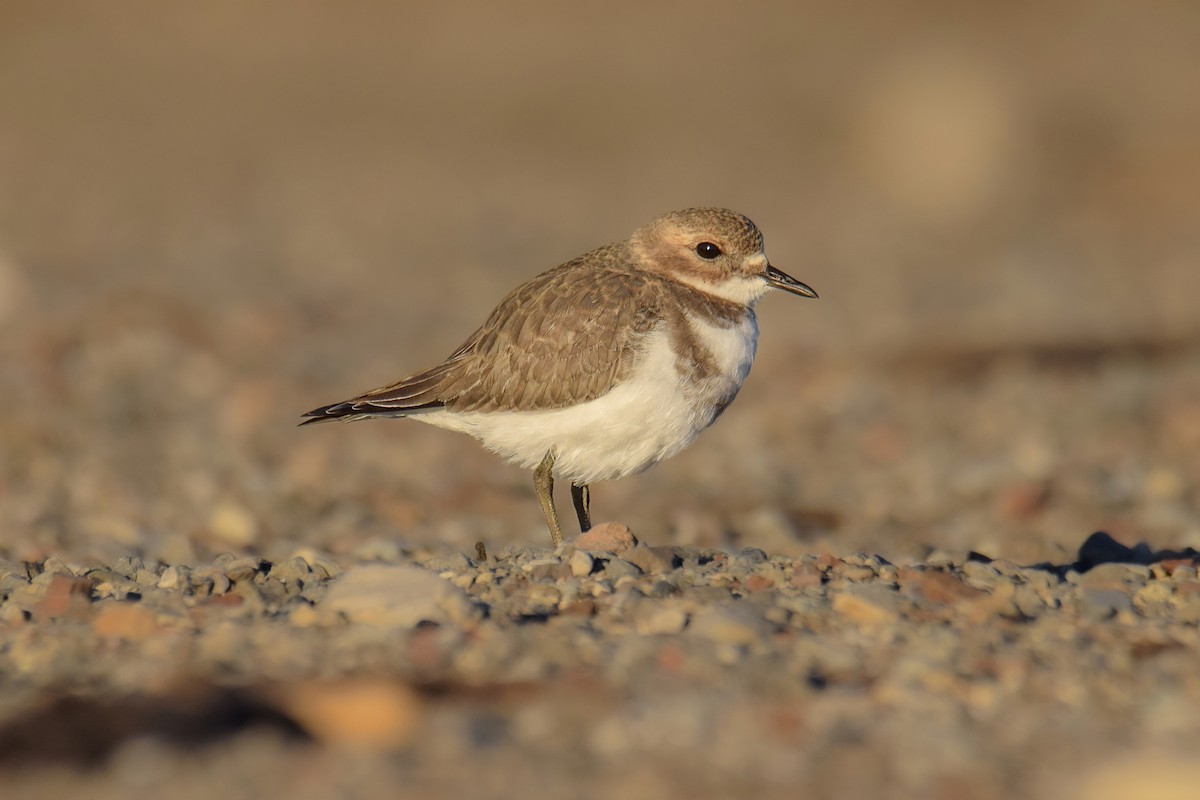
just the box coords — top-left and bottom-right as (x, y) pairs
(1011, 586), (1046, 618)
(32, 575), (93, 621)
(110, 556), (143, 579)
(900, 568), (985, 606)
(959, 560), (1004, 591)
(568, 550), (596, 578)
(222, 557), (265, 583)
(601, 558), (643, 580)
(841, 565), (879, 585)
(1133, 582), (1173, 615)
(268, 556), (313, 584)
(575, 523), (638, 554)
(1080, 562), (1150, 587)
(0, 573), (30, 599)
(319, 565), (473, 628)
(643, 579), (677, 598)
(422, 552), (473, 573)
(87, 569), (137, 600)
(526, 562), (572, 582)
(0, 561), (29, 581)
(635, 604), (689, 635)
(790, 564), (823, 589)
(1175, 594), (1200, 624)
(192, 568), (232, 597)
(832, 586), (900, 628)
(735, 547), (770, 566)
(623, 545), (672, 575)
(1080, 587), (1135, 620)
(271, 679), (424, 750)
(513, 584), (561, 618)
(91, 603), (159, 640)
(688, 605), (772, 646)
(744, 574), (776, 593)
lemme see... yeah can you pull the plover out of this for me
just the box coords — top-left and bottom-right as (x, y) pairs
(302, 208), (817, 545)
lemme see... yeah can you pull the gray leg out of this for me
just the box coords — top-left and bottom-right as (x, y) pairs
(534, 451), (563, 546)
(571, 482), (592, 533)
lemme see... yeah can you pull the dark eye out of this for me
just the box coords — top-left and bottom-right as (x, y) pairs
(695, 242), (722, 259)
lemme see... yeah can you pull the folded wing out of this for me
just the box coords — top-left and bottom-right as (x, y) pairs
(301, 254), (662, 424)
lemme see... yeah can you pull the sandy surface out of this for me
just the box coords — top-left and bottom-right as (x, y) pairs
(1, 3), (1199, 798)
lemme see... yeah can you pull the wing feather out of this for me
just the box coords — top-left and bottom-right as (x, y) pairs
(301, 244), (665, 424)
(441, 260), (662, 412)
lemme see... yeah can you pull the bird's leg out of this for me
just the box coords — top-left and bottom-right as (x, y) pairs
(534, 451), (563, 546)
(570, 482), (592, 532)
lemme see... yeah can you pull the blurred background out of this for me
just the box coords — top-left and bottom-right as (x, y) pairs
(1, 0), (1198, 564)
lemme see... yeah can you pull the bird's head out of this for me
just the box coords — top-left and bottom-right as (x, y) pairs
(629, 207), (817, 306)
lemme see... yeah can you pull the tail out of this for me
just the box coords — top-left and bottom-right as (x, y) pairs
(298, 397), (445, 426)
(299, 363), (455, 426)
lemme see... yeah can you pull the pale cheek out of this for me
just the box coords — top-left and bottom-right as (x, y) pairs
(742, 254), (768, 273)
(708, 276), (771, 306)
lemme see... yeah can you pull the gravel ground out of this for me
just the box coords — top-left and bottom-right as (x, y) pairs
(3, 3), (1200, 799)
(2, 528), (1200, 800)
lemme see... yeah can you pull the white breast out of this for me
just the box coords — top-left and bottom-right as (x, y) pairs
(417, 313), (759, 484)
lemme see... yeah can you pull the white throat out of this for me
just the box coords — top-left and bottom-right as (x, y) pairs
(671, 271), (772, 307)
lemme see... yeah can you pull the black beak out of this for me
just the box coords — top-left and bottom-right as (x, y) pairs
(764, 265), (818, 298)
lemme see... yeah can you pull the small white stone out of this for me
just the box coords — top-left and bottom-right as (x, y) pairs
(635, 605), (688, 635)
(569, 550), (595, 578)
(319, 565), (471, 628)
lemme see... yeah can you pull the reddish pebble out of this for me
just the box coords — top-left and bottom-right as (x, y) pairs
(575, 522), (638, 554)
(900, 568), (985, 605)
(34, 575), (93, 621)
(790, 566), (822, 588)
(91, 603), (159, 640)
(816, 553), (839, 571)
(745, 574), (776, 593)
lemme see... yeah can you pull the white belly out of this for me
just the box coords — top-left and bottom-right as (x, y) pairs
(417, 314), (759, 483)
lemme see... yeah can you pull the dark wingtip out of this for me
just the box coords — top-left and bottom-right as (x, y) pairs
(298, 397), (447, 427)
(298, 401), (348, 427)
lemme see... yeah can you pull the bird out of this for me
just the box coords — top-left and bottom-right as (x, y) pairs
(301, 208), (817, 546)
